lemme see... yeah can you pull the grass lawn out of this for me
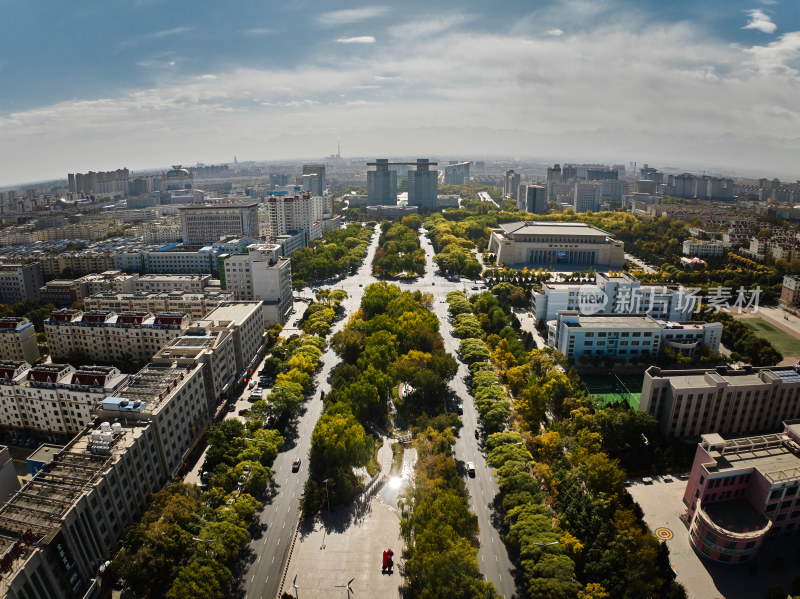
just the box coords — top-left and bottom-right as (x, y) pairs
(583, 374), (643, 410)
(736, 317), (800, 356)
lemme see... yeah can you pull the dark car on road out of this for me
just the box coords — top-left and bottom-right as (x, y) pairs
(292, 458), (301, 472)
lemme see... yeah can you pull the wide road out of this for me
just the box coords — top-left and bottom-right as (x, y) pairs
(243, 224), (514, 599)
(414, 232), (516, 598)
(241, 225), (382, 599)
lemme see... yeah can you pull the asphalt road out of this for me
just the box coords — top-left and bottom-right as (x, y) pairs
(241, 225), (514, 599)
(241, 226), (382, 599)
(415, 232), (516, 598)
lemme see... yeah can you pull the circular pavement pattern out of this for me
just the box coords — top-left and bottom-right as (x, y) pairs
(655, 527), (674, 540)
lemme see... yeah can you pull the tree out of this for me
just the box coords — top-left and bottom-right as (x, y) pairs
(166, 557), (233, 599)
(459, 338), (492, 364)
(310, 409), (371, 474)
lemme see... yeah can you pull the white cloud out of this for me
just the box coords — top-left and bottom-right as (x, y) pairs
(315, 7), (388, 28)
(336, 36), (376, 44)
(3, 12), (800, 184)
(547, 28), (564, 36)
(242, 27), (275, 37)
(743, 9), (777, 33)
(148, 25), (193, 38)
(388, 14), (472, 38)
(744, 31), (800, 74)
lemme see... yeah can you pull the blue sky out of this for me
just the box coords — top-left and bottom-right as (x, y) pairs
(1, 0), (799, 186)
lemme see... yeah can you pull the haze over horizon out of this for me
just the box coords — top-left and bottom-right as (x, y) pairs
(2, 0), (799, 187)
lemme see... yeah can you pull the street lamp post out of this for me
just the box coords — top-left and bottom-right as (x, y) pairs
(323, 478), (332, 513)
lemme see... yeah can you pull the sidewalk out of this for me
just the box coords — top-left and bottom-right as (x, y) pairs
(279, 439), (402, 598)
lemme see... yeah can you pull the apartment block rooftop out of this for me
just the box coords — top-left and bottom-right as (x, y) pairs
(102, 362), (200, 416)
(0, 420), (151, 596)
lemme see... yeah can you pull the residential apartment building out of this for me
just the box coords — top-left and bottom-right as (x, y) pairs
(503, 170), (521, 199)
(0, 362), (128, 440)
(682, 239), (732, 258)
(150, 331), (236, 414)
(40, 271), (138, 306)
(68, 167), (130, 195)
(140, 221), (182, 244)
(0, 418), (168, 599)
(489, 222), (625, 268)
(38, 253), (117, 279)
(681, 424), (800, 564)
(45, 309), (190, 362)
(84, 290), (234, 321)
(221, 244), (292, 324)
(133, 274), (210, 293)
(302, 164), (326, 196)
(780, 275), (800, 307)
(0, 445), (19, 503)
(264, 193), (323, 243)
(641, 365), (800, 439)
(0, 317), (39, 364)
(0, 263), (42, 304)
(192, 302), (266, 379)
(178, 201), (259, 245)
(101, 359), (210, 475)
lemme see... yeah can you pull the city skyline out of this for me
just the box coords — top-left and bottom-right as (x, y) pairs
(1, 0), (800, 186)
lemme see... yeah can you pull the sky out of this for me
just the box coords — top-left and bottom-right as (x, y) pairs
(1, 0), (799, 186)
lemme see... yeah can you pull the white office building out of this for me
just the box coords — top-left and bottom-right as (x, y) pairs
(532, 272), (695, 324)
(573, 182), (601, 213)
(178, 201), (259, 245)
(222, 244), (292, 324)
(547, 312), (722, 362)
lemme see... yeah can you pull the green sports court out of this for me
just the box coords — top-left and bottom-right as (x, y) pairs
(582, 374), (644, 409)
(736, 317), (800, 357)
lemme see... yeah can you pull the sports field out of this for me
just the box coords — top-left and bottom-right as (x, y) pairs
(737, 317), (800, 356)
(583, 374), (643, 409)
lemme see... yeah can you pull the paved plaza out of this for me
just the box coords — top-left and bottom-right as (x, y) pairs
(629, 476), (800, 599)
(279, 440), (404, 598)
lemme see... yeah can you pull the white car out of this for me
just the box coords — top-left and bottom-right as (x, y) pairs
(466, 462), (476, 477)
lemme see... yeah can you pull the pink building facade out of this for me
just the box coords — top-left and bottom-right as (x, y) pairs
(683, 423), (800, 563)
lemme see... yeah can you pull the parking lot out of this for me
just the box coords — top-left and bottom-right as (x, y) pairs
(628, 475), (800, 599)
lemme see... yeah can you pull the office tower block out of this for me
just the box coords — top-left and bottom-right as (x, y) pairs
(367, 159), (398, 206)
(407, 159), (438, 210)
